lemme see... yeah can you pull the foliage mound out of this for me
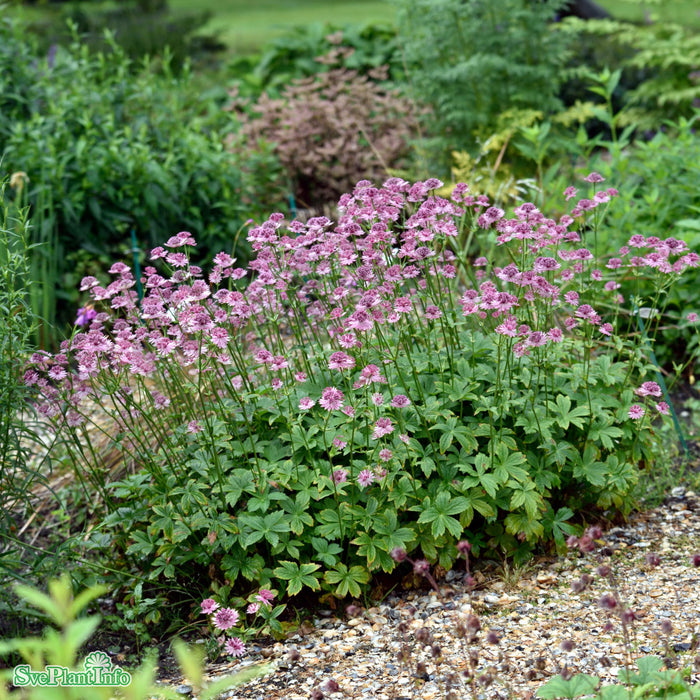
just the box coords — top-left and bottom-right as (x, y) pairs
(0, 15), (285, 344)
(23, 175), (694, 621)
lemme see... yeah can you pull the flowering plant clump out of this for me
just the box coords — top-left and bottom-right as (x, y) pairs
(25, 175), (695, 613)
(198, 588), (283, 660)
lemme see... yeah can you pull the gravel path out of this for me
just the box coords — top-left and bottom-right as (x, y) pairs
(152, 488), (700, 700)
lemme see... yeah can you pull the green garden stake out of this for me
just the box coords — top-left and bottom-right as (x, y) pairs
(131, 228), (144, 306)
(289, 193), (297, 221)
(634, 304), (689, 457)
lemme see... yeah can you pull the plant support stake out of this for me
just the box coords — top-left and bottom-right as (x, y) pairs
(131, 228), (143, 306)
(635, 305), (689, 457)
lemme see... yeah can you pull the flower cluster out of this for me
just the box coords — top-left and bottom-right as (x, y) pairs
(199, 589), (276, 657)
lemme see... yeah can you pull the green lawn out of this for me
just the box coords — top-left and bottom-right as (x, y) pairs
(170, 0), (397, 53)
(599, 0), (700, 26)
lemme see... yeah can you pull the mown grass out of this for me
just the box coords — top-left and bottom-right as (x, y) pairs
(169, 0), (396, 53)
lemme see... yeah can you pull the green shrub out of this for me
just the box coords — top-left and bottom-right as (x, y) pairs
(395, 0), (573, 164)
(560, 16), (700, 130)
(25, 175), (690, 621)
(0, 17), (286, 345)
(228, 21), (404, 98)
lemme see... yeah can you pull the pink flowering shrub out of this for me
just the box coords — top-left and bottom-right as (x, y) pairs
(25, 175), (694, 629)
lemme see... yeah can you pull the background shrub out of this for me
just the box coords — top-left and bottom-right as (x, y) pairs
(396, 0), (573, 164)
(231, 67), (417, 209)
(0, 17), (286, 346)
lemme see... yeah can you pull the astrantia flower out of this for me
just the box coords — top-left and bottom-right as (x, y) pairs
(319, 387), (344, 411)
(372, 417), (394, 439)
(246, 603), (260, 615)
(357, 469), (375, 488)
(333, 437), (347, 450)
(599, 323), (613, 336)
(424, 305), (443, 320)
(687, 313), (699, 323)
(225, 637), (246, 657)
(628, 404), (645, 420)
(333, 469), (348, 484)
(563, 186), (578, 201)
(295, 372), (308, 382)
(391, 394), (411, 408)
(187, 420), (202, 434)
(379, 449), (393, 462)
(656, 402), (670, 415)
(256, 589), (275, 607)
(635, 381), (662, 398)
(299, 397), (316, 410)
(212, 607), (239, 631)
(371, 392), (384, 406)
(201, 598), (220, 615)
(328, 351), (355, 371)
(583, 172), (605, 183)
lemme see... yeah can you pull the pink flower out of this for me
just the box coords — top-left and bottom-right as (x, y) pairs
(187, 420), (202, 434)
(299, 397), (316, 410)
(391, 394), (411, 408)
(256, 589), (275, 607)
(333, 437), (347, 450)
(687, 313), (699, 323)
(372, 417), (394, 439)
(371, 392), (384, 406)
(394, 297), (413, 314)
(201, 598), (220, 615)
(246, 603), (260, 615)
(628, 405), (645, 420)
(379, 449), (393, 462)
(425, 305), (443, 320)
(547, 328), (563, 343)
(224, 638), (246, 657)
(563, 186), (578, 201)
(295, 372), (308, 382)
(319, 387), (344, 411)
(635, 381), (662, 398)
(583, 172), (605, 183)
(212, 607), (239, 631)
(328, 351), (356, 371)
(357, 469), (375, 488)
(656, 402), (670, 415)
(599, 323), (613, 336)
(333, 469), (348, 484)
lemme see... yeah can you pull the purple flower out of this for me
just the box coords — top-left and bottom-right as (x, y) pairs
(372, 418), (394, 439)
(256, 589), (275, 607)
(635, 381), (662, 398)
(75, 306), (98, 327)
(390, 394), (411, 408)
(656, 402), (670, 415)
(225, 637), (246, 657)
(299, 397), (316, 410)
(328, 351), (355, 371)
(201, 598), (220, 615)
(583, 172), (605, 183)
(333, 468), (348, 484)
(319, 387), (344, 411)
(357, 469), (375, 488)
(212, 607), (239, 631)
(628, 404), (645, 420)
(247, 602), (260, 615)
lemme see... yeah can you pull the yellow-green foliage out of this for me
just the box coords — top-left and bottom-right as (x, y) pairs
(437, 103), (597, 205)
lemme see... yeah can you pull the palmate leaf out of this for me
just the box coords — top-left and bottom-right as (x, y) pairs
(324, 564), (370, 598)
(272, 561), (321, 596)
